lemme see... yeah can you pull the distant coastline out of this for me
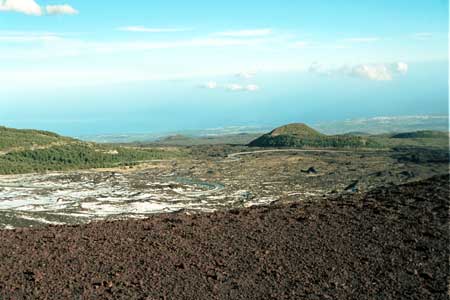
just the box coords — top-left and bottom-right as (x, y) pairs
(76, 114), (449, 143)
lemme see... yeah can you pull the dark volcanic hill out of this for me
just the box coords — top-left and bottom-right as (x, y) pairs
(248, 123), (375, 148)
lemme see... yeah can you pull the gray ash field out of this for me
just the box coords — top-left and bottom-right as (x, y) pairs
(0, 145), (447, 229)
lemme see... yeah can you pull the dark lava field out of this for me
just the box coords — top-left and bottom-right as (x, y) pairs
(0, 174), (448, 299)
(0, 145), (448, 299)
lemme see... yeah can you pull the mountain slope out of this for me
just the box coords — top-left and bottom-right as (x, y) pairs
(0, 126), (74, 152)
(0, 126), (182, 175)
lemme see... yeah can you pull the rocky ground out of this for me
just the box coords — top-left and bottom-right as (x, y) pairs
(0, 147), (447, 228)
(0, 174), (448, 299)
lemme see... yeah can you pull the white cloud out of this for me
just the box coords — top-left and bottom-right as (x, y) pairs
(46, 4), (78, 15)
(118, 26), (191, 33)
(291, 41), (349, 50)
(349, 64), (392, 81)
(0, 0), (42, 15)
(309, 62), (409, 81)
(348, 62), (409, 81)
(1, 69), (230, 88)
(245, 84), (260, 91)
(236, 71), (256, 79)
(225, 83), (260, 92)
(412, 32), (433, 40)
(0, 32), (61, 42)
(215, 29), (272, 37)
(0, 35), (269, 62)
(0, 0), (78, 16)
(342, 37), (380, 43)
(202, 81), (218, 89)
(293, 41), (310, 48)
(201, 82), (261, 92)
(393, 62), (408, 74)
(90, 38), (265, 54)
(225, 84), (244, 91)
(309, 62), (332, 76)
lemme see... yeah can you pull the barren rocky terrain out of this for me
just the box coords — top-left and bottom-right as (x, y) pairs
(0, 147), (447, 228)
(0, 174), (447, 299)
(0, 144), (448, 299)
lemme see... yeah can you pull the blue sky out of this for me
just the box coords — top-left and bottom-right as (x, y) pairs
(0, 0), (448, 135)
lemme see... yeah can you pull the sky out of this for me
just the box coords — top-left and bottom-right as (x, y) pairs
(0, 0), (448, 136)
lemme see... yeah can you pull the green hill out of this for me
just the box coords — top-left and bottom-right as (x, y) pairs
(391, 130), (449, 139)
(0, 126), (74, 152)
(249, 123), (378, 148)
(0, 126), (181, 175)
(268, 123), (324, 138)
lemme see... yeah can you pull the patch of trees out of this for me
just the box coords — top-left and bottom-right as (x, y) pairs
(0, 144), (173, 174)
(248, 134), (381, 149)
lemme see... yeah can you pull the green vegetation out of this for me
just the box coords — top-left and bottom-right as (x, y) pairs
(391, 130), (449, 139)
(0, 143), (181, 175)
(249, 123), (380, 148)
(268, 123), (324, 138)
(0, 126), (73, 151)
(0, 126), (183, 175)
(0, 124), (447, 175)
(249, 134), (379, 148)
(249, 124), (449, 150)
